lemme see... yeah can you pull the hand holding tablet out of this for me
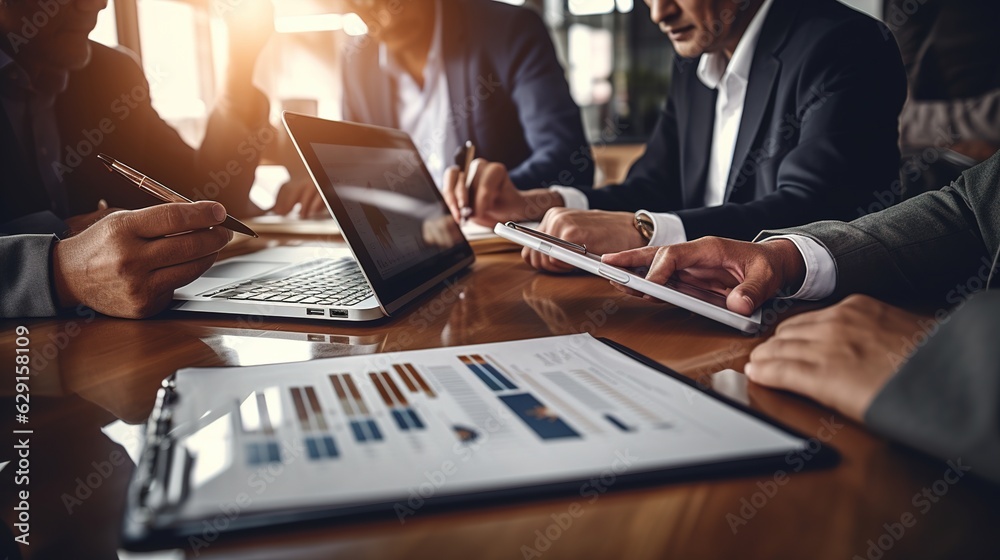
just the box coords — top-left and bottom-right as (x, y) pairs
(495, 222), (764, 333)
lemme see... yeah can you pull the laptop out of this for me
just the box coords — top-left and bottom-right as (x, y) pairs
(172, 112), (475, 322)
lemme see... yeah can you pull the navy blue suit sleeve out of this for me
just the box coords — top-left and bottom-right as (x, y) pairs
(579, 91), (684, 212)
(504, 10), (591, 190)
(674, 19), (906, 241)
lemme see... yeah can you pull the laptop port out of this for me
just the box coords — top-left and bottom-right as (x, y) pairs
(306, 308), (324, 316)
(330, 309), (349, 318)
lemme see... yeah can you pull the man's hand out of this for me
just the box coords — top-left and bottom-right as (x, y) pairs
(441, 159), (564, 226)
(271, 178), (328, 218)
(746, 295), (924, 422)
(523, 209), (646, 273)
(601, 237), (807, 316)
(63, 200), (121, 237)
(51, 202), (233, 319)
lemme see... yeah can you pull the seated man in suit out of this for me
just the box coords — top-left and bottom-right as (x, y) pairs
(274, 0), (589, 216)
(443, 0), (906, 272)
(0, 0), (272, 318)
(602, 149), (1000, 484)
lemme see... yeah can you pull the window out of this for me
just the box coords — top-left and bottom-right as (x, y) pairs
(137, 0), (209, 145)
(540, 0), (673, 144)
(107, 0), (370, 148)
(89, 1), (118, 47)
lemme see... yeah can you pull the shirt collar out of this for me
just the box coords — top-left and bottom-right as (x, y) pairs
(379, 0), (444, 85)
(696, 0), (775, 90)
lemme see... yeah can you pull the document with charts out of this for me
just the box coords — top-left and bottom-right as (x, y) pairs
(124, 334), (830, 547)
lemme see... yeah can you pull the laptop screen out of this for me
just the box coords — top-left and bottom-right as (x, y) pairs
(284, 113), (474, 314)
(311, 143), (456, 280)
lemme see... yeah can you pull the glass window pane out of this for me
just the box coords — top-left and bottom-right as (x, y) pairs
(137, 0), (207, 137)
(89, 2), (118, 47)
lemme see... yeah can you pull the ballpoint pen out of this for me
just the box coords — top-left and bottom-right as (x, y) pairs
(97, 154), (258, 238)
(453, 141), (476, 223)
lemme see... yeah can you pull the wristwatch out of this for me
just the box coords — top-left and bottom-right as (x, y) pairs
(633, 210), (655, 242)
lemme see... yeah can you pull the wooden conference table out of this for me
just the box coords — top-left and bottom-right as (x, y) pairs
(1, 233), (998, 559)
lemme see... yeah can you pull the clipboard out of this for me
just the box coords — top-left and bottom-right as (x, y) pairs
(122, 334), (837, 550)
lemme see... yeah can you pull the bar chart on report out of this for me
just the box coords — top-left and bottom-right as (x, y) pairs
(169, 335), (805, 521)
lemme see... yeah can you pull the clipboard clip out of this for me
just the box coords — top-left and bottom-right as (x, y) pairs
(132, 376), (180, 517)
(504, 221), (588, 255)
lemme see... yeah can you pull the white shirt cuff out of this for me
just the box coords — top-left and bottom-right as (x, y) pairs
(762, 235), (837, 300)
(549, 186), (589, 210)
(644, 211), (688, 246)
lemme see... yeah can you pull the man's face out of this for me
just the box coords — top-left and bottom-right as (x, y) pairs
(345, 0), (433, 50)
(644, 0), (751, 58)
(0, 0), (106, 71)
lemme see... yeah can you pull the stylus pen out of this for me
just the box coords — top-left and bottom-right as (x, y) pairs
(454, 141), (476, 223)
(97, 154), (258, 238)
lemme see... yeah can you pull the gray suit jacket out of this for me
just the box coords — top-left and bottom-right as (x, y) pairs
(0, 235), (59, 318)
(760, 149), (1000, 483)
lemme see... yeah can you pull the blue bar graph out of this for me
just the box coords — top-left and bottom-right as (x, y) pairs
(350, 419), (383, 442)
(604, 414), (633, 433)
(246, 441), (282, 465)
(460, 355), (517, 391)
(499, 393), (580, 441)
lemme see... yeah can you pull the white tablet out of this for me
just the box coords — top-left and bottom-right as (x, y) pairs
(495, 222), (762, 333)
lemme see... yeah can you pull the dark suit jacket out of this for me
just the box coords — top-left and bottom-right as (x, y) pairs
(52, 43), (267, 218)
(582, 0), (907, 241)
(0, 42), (266, 318)
(340, 0), (590, 190)
(761, 149), (1000, 483)
(885, 0), (1000, 102)
(886, 0), (1000, 156)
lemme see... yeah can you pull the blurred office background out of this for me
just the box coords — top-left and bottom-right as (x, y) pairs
(87, 0), (881, 182)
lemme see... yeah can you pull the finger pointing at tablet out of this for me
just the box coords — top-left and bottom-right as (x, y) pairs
(602, 237), (807, 317)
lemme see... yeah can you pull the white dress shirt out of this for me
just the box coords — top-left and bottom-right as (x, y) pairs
(552, 0), (775, 248)
(761, 235), (838, 300)
(380, 0), (455, 188)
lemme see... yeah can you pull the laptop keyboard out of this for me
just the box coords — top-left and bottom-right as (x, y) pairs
(200, 258), (374, 307)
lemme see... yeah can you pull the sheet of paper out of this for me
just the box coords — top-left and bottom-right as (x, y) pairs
(460, 221), (540, 254)
(239, 217), (534, 255)
(244, 215), (341, 236)
(160, 334), (805, 520)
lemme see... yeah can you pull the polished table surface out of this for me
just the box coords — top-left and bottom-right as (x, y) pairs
(1, 234), (998, 560)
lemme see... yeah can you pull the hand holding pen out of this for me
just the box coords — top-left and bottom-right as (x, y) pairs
(443, 147), (545, 226)
(97, 154), (258, 238)
(51, 199), (235, 319)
